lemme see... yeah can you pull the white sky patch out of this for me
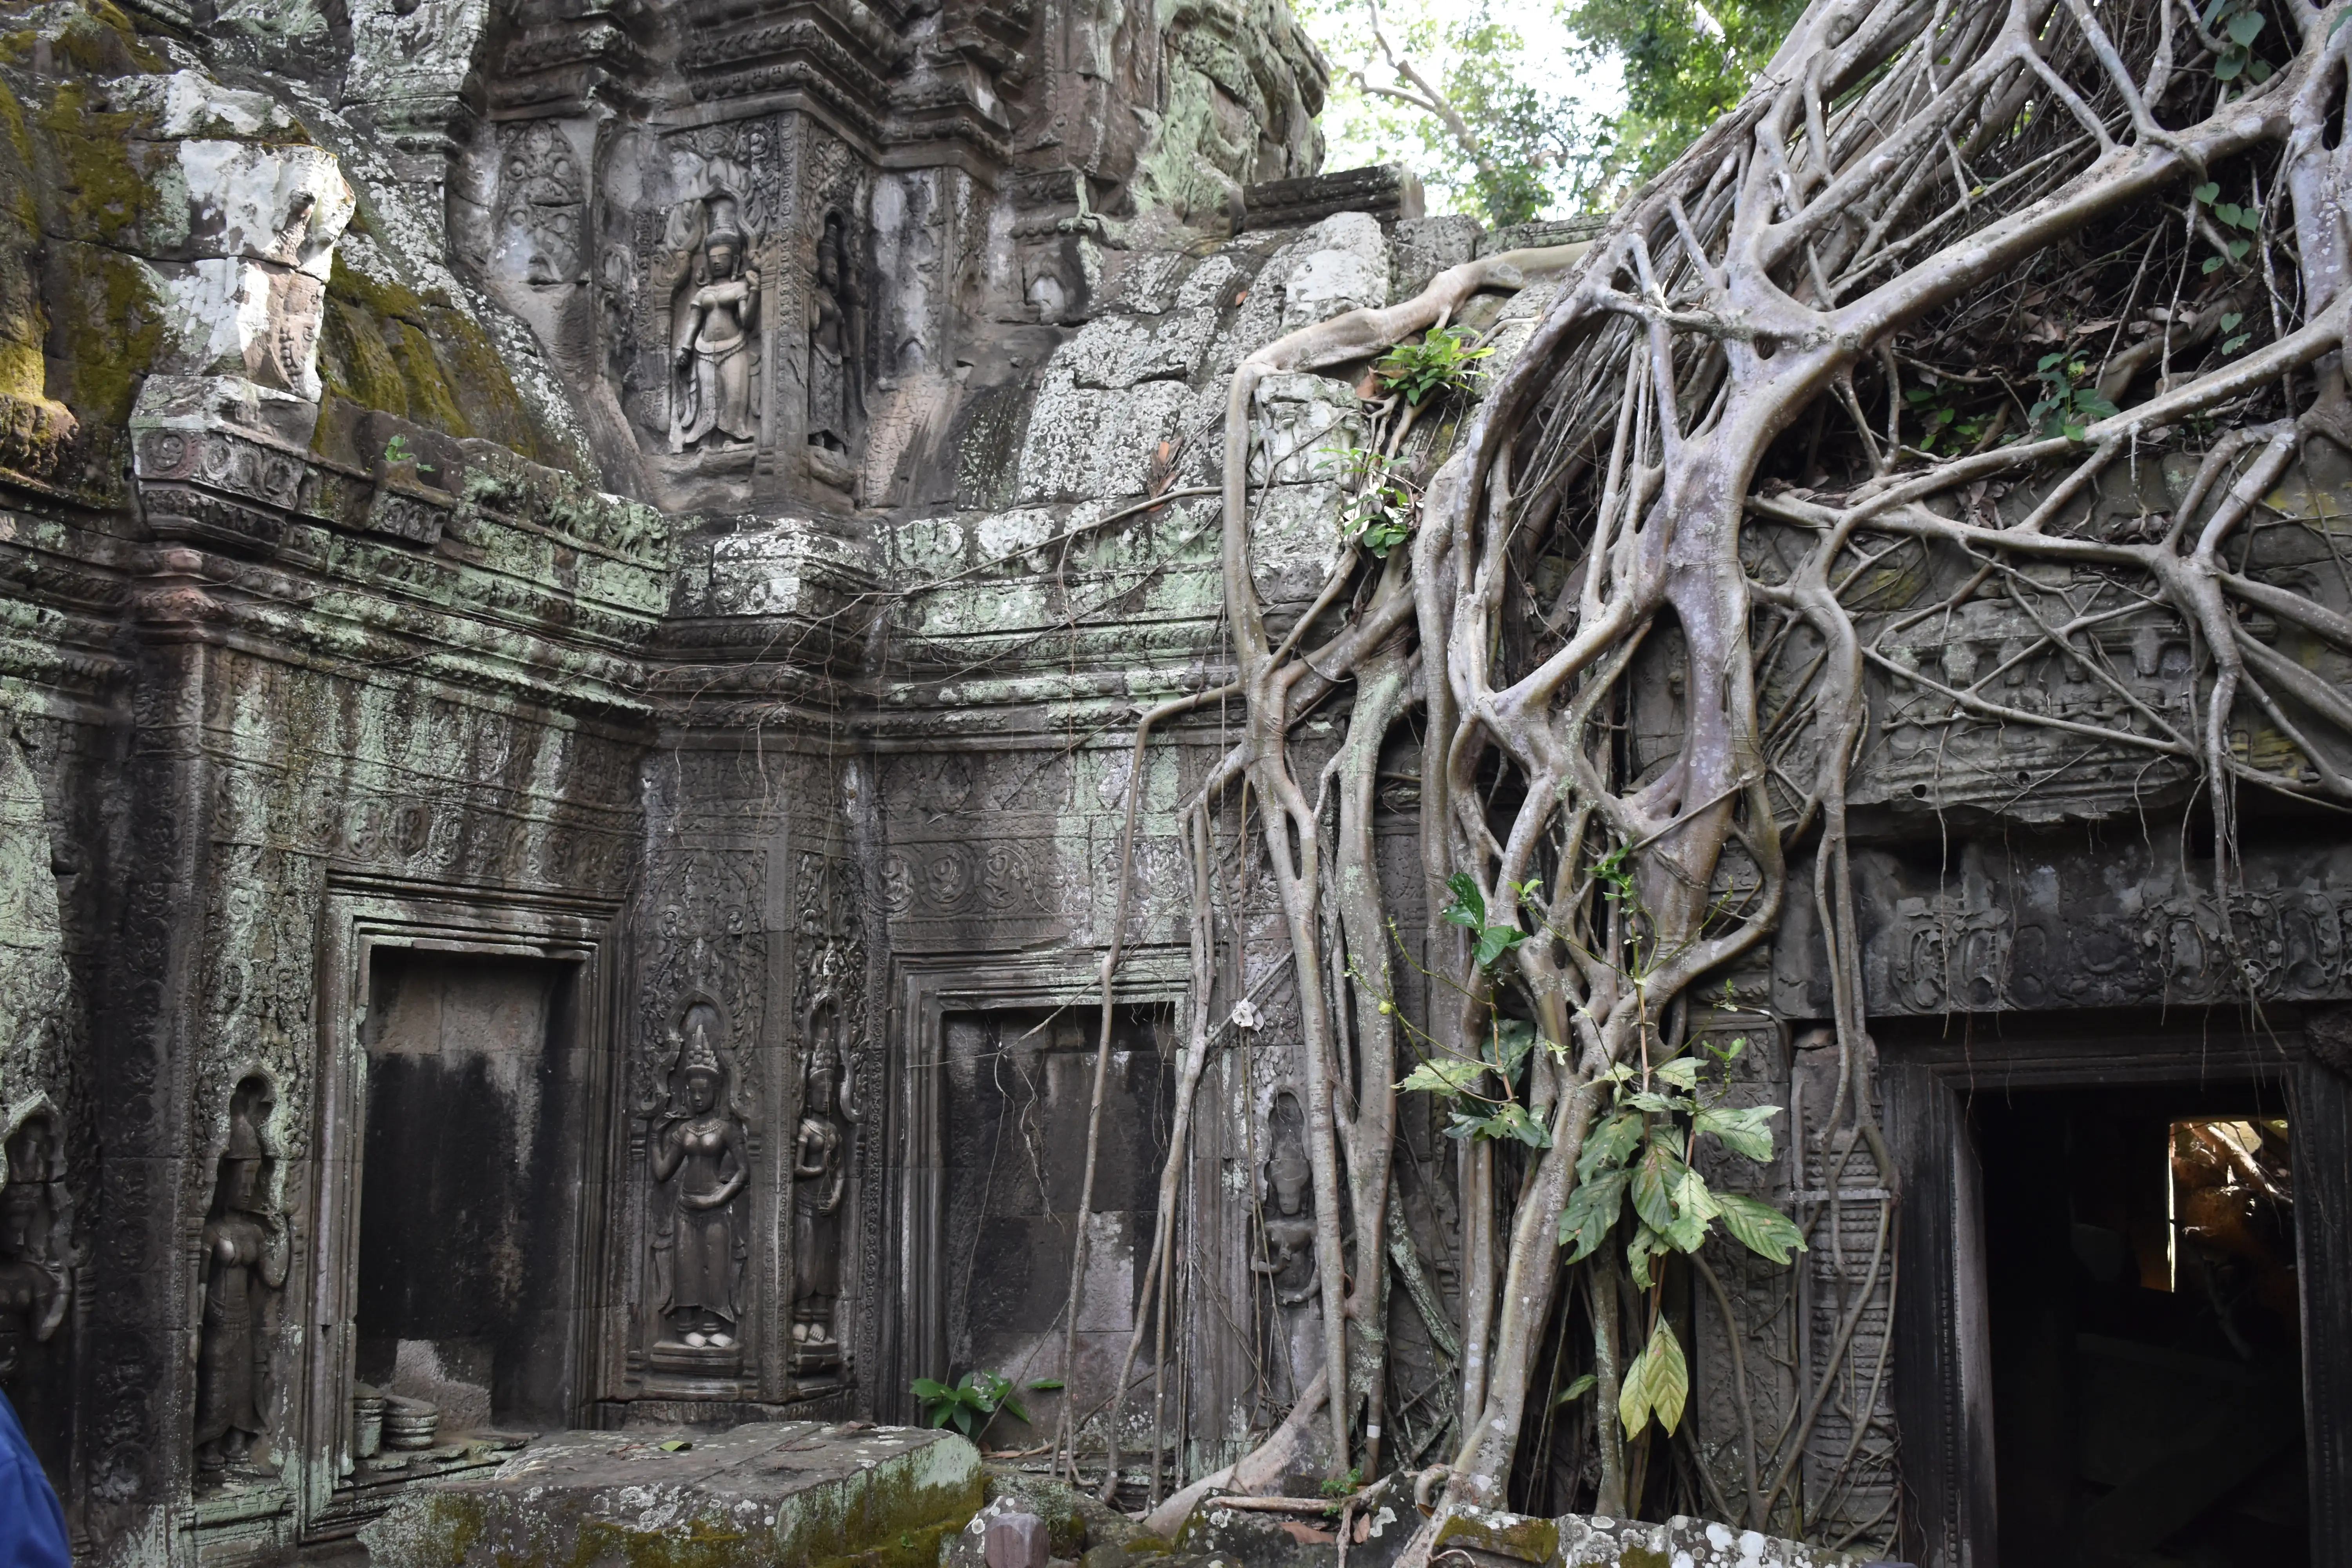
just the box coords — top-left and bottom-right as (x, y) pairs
(1293, 0), (1629, 220)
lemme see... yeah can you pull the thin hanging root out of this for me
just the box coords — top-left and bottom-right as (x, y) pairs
(1055, 684), (1234, 1480)
(1098, 803), (1220, 1503)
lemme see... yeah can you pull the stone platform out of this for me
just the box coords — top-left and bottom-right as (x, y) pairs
(357, 1422), (983, 1568)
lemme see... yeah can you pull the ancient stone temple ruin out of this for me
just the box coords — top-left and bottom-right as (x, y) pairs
(0, 0), (2344, 1563)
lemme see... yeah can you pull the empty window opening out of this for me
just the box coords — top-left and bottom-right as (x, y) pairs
(1978, 1086), (2305, 1568)
(354, 949), (587, 1448)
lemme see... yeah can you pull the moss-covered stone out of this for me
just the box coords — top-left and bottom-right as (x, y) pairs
(359, 1423), (985, 1568)
(318, 249), (574, 471)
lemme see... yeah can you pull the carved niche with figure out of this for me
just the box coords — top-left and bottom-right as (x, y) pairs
(661, 194), (763, 454)
(802, 209), (864, 492)
(647, 1004), (752, 1372)
(194, 1078), (289, 1478)
(790, 993), (851, 1376)
(0, 1111), (72, 1394)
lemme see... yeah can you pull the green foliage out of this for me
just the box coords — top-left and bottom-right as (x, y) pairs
(1434, 18), (1579, 223)
(1904, 377), (1987, 454)
(1375, 326), (1495, 406)
(1559, 1050), (1803, 1332)
(911, 1370), (1030, 1438)
(1619, 1314), (1689, 1436)
(1441, 871), (1532, 969)
(1563, 0), (1809, 195)
(1555, 1372), (1599, 1405)
(1319, 1466), (1365, 1497)
(2203, 0), (2272, 86)
(2192, 180), (2262, 274)
(1296, 0), (1604, 223)
(2027, 352), (2120, 441)
(1326, 447), (1418, 557)
(383, 432), (435, 474)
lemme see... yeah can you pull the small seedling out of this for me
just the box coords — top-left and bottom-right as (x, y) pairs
(1374, 325), (1495, 406)
(383, 433), (435, 474)
(911, 1369), (1030, 1439)
(2028, 352), (2119, 441)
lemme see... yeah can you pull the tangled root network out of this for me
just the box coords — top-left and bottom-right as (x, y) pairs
(1063, 0), (2352, 1551)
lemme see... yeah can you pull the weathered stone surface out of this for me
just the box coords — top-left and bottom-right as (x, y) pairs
(985, 1507), (1050, 1568)
(358, 1424), (984, 1568)
(1428, 1507), (1864, 1568)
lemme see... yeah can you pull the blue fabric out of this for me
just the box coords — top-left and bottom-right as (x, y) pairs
(0, 1388), (67, 1568)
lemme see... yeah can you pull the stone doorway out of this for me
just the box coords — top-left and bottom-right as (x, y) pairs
(1976, 1083), (2307, 1568)
(937, 1004), (1175, 1444)
(351, 950), (592, 1448)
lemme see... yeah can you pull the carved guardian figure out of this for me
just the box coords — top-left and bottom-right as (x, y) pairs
(791, 1007), (848, 1351)
(1255, 1135), (1317, 1307)
(804, 209), (862, 487)
(194, 1082), (289, 1475)
(667, 196), (761, 454)
(649, 1020), (750, 1350)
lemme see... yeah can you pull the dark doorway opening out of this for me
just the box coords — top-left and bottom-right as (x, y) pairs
(938, 1004), (1174, 1436)
(354, 949), (588, 1436)
(1977, 1083), (2306, 1568)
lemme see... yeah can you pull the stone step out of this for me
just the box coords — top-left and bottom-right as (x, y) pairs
(358, 1421), (983, 1568)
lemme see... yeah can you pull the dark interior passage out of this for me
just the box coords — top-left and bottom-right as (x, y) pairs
(939, 1005), (1173, 1429)
(1978, 1083), (2306, 1568)
(356, 949), (587, 1433)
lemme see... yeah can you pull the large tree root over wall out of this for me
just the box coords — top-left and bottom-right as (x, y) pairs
(1064, 0), (2352, 1552)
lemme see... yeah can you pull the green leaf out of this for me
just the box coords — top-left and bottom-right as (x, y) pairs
(2036, 351), (2068, 372)
(1026, 1378), (1065, 1391)
(998, 1396), (1031, 1425)
(2203, 256), (2227, 275)
(1577, 1110), (1645, 1182)
(929, 1404), (956, 1428)
(1627, 1090), (1690, 1115)
(1654, 1055), (1702, 1090)
(2221, 312), (2244, 332)
(2229, 238), (2252, 260)
(2216, 51), (2244, 80)
(2226, 8), (2263, 43)
(1442, 873), (1486, 929)
(1559, 1168), (1630, 1260)
(1661, 1166), (1717, 1253)
(1490, 1019), (1538, 1078)
(1399, 1056), (1488, 1096)
(1694, 1103), (1781, 1163)
(1715, 1192), (1808, 1265)
(1556, 1373), (1599, 1406)
(1474, 924), (1529, 969)
(2234, 205), (2263, 231)
(2222, 332), (2252, 354)
(1626, 1222), (1664, 1289)
(2193, 181), (2221, 205)
(1448, 1103), (1551, 1147)
(2214, 201), (2244, 227)
(912, 1378), (952, 1401)
(658, 1439), (694, 1452)
(1618, 1318), (1690, 1438)
(1631, 1142), (1681, 1234)
(1489, 1103), (1555, 1148)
